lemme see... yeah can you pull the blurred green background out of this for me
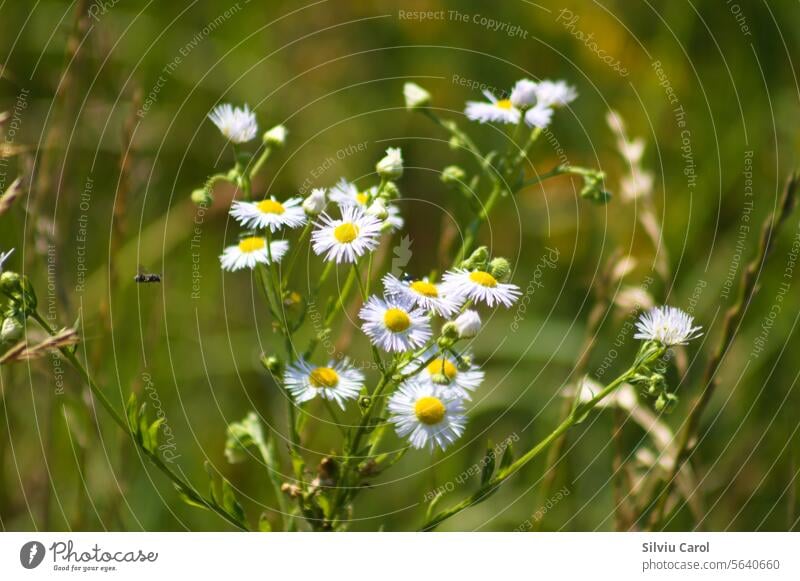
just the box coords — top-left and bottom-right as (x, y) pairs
(1, 0), (799, 531)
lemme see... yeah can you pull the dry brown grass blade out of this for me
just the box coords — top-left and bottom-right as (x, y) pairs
(0, 328), (79, 364)
(0, 176), (24, 216)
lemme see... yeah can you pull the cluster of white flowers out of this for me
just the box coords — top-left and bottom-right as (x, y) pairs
(465, 78), (577, 129)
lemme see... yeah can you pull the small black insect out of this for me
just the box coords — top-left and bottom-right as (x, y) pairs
(134, 266), (161, 283)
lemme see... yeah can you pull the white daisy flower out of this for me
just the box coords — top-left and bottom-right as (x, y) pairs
(311, 205), (383, 264)
(0, 248), (14, 273)
(263, 124), (287, 147)
(283, 358), (364, 410)
(330, 178), (404, 231)
(510, 79), (538, 108)
(208, 103), (258, 143)
(524, 103), (554, 128)
(404, 82), (431, 109)
(387, 380), (466, 452)
(359, 295), (432, 353)
(376, 147), (404, 180)
(534, 80), (578, 107)
(634, 306), (702, 346)
(453, 309), (481, 338)
(230, 197), (306, 232)
(302, 188), (327, 215)
(405, 348), (484, 400)
(219, 237), (288, 271)
(442, 268), (521, 308)
(465, 90), (521, 125)
(382, 273), (461, 317)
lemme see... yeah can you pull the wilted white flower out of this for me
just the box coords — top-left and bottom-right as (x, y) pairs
(302, 188), (327, 215)
(376, 147), (404, 180)
(388, 380), (466, 451)
(621, 170), (654, 201)
(229, 197), (306, 232)
(510, 79), (538, 108)
(208, 103), (258, 143)
(442, 268), (521, 308)
(219, 237), (288, 271)
(534, 80), (578, 107)
(382, 273), (461, 317)
(634, 306), (702, 346)
(311, 205), (383, 264)
(0, 248), (14, 273)
(406, 348), (484, 400)
(614, 286), (655, 312)
(404, 82), (431, 109)
(263, 124), (288, 147)
(465, 90), (521, 125)
(454, 309), (481, 338)
(359, 295), (432, 353)
(524, 103), (554, 128)
(283, 358), (364, 410)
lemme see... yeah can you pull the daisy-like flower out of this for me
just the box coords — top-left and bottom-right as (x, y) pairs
(387, 380), (466, 452)
(329, 178), (403, 231)
(465, 90), (521, 125)
(283, 358), (364, 410)
(230, 197), (306, 232)
(404, 82), (431, 109)
(524, 103), (554, 128)
(510, 79), (538, 108)
(311, 205), (383, 264)
(442, 268), (521, 308)
(302, 188), (327, 215)
(534, 80), (578, 107)
(219, 237), (288, 271)
(406, 348), (484, 400)
(0, 248), (14, 273)
(208, 103), (258, 143)
(453, 309), (481, 338)
(634, 306), (702, 346)
(382, 273), (461, 317)
(359, 295), (432, 353)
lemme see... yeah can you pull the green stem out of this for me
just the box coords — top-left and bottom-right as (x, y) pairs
(249, 145), (273, 180)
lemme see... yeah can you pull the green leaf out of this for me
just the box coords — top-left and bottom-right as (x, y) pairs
(146, 418), (165, 453)
(480, 440), (496, 486)
(174, 484), (208, 511)
(425, 492), (445, 523)
(258, 513), (272, 532)
(224, 411), (265, 464)
(126, 393), (139, 434)
(499, 443), (514, 471)
(221, 479), (246, 525)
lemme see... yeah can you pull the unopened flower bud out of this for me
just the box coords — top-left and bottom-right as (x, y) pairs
(430, 372), (450, 386)
(0, 271), (21, 294)
(260, 354), (282, 375)
(456, 354), (473, 371)
(448, 135), (463, 150)
(376, 147), (403, 180)
(381, 181), (400, 200)
(367, 198), (389, 220)
(488, 257), (511, 282)
(441, 165), (466, 185)
(191, 188), (212, 206)
(263, 124), (288, 148)
(441, 321), (459, 340)
(454, 309), (481, 339)
(403, 82), (431, 110)
(461, 246), (489, 270)
(302, 188), (326, 215)
(1, 316), (23, 343)
(437, 335), (455, 349)
(655, 392), (678, 413)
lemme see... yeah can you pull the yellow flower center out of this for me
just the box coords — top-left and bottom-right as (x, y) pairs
(383, 308), (411, 332)
(256, 199), (285, 214)
(426, 358), (458, 380)
(410, 280), (438, 297)
(469, 270), (498, 288)
(496, 99), (513, 110)
(414, 396), (446, 425)
(238, 236), (266, 253)
(334, 222), (359, 243)
(355, 192), (369, 205)
(308, 367), (339, 388)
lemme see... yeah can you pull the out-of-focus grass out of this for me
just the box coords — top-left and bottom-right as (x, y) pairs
(1, 0), (799, 531)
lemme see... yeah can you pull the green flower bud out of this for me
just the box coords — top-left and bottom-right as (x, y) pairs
(456, 354), (473, 371)
(437, 335), (455, 350)
(461, 246), (489, 270)
(441, 165), (466, 185)
(441, 321), (459, 340)
(489, 257), (511, 282)
(0, 271), (21, 295)
(381, 181), (400, 200)
(191, 188), (213, 206)
(263, 125), (288, 148)
(260, 354), (282, 375)
(448, 135), (463, 150)
(430, 372), (450, 386)
(359, 396), (371, 410)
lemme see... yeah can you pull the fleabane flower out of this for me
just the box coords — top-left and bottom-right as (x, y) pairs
(465, 90), (521, 125)
(376, 147), (404, 180)
(0, 248), (14, 273)
(454, 309), (481, 338)
(219, 237), (288, 271)
(406, 348), (484, 400)
(510, 79), (538, 108)
(634, 306), (702, 346)
(230, 197), (306, 232)
(283, 358), (364, 410)
(404, 82), (431, 109)
(263, 124), (287, 148)
(330, 178), (403, 231)
(359, 295), (432, 353)
(534, 80), (578, 107)
(302, 188), (327, 215)
(442, 268), (521, 308)
(208, 103), (258, 143)
(524, 103), (554, 128)
(311, 205), (382, 264)
(382, 273), (461, 317)
(388, 380), (466, 452)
